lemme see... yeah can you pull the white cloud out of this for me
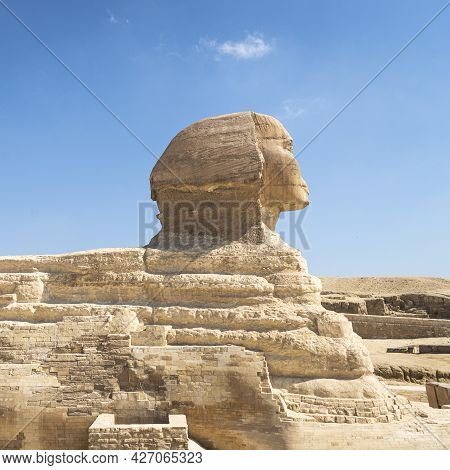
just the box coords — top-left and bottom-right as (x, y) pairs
(281, 99), (306, 119)
(219, 34), (271, 59)
(107, 10), (118, 24)
(199, 34), (272, 60)
(107, 10), (129, 25)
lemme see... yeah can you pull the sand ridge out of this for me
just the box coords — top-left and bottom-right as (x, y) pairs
(320, 277), (450, 296)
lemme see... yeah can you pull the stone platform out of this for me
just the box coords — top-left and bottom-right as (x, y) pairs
(0, 246), (433, 450)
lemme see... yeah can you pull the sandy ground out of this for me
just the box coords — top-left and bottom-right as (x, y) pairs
(320, 276), (450, 295)
(406, 401), (450, 448)
(320, 277), (450, 444)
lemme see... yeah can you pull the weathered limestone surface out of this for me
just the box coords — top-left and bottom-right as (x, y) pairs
(88, 414), (189, 450)
(0, 112), (433, 450)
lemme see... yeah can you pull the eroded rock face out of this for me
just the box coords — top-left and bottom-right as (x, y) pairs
(0, 112), (406, 450)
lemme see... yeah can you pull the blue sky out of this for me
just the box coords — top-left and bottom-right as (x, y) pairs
(0, 0), (449, 276)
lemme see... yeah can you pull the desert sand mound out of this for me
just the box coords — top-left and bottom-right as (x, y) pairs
(320, 277), (450, 296)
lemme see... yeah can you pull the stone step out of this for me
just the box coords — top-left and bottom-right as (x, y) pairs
(284, 393), (406, 408)
(307, 413), (402, 424)
(284, 398), (405, 418)
(280, 408), (316, 423)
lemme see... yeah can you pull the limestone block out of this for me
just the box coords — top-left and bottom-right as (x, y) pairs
(322, 296), (368, 315)
(0, 248), (145, 274)
(316, 311), (354, 338)
(426, 382), (450, 408)
(108, 309), (142, 334)
(151, 304), (313, 331)
(88, 413), (189, 450)
(0, 293), (16, 306)
(0, 273), (45, 303)
(144, 233), (307, 275)
(365, 298), (388, 316)
(145, 273), (273, 305)
(45, 272), (149, 304)
(131, 326), (171, 346)
(266, 272), (322, 297)
(0, 278), (17, 295)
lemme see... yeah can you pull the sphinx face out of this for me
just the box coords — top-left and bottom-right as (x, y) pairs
(257, 117), (309, 231)
(260, 138), (309, 212)
(259, 136), (309, 230)
(252, 112), (309, 215)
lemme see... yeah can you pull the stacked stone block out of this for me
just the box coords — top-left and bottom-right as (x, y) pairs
(89, 414), (188, 450)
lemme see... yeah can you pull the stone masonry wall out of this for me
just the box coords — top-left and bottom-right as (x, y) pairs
(130, 345), (286, 450)
(346, 314), (450, 339)
(0, 315), (287, 449)
(283, 393), (406, 423)
(0, 315), (153, 449)
(88, 414), (188, 450)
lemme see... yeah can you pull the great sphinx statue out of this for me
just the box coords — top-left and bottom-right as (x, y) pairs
(147, 112), (381, 396)
(0, 112), (411, 450)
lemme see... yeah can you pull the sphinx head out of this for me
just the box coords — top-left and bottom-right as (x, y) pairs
(149, 111), (309, 249)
